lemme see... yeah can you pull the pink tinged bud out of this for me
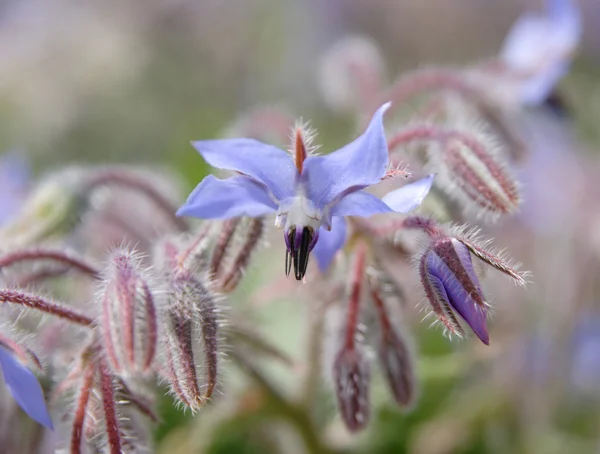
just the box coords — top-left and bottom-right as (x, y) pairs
(420, 237), (489, 345)
(209, 219), (240, 276)
(100, 250), (158, 377)
(333, 347), (371, 432)
(164, 270), (220, 412)
(440, 133), (520, 217)
(371, 290), (416, 408)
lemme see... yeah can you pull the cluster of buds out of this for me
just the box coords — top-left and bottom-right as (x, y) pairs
(0, 165), (275, 453)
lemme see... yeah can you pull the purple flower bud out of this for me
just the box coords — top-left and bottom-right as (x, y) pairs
(333, 347), (370, 432)
(420, 237), (489, 344)
(99, 249), (158, 377)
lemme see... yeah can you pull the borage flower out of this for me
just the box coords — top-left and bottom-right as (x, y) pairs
(177, 103), (434, 280)
(500, 0), (580, 105)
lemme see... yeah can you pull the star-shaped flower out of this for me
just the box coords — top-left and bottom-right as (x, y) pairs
(178, 103), (433, 280)
(500, 0), (580, 105)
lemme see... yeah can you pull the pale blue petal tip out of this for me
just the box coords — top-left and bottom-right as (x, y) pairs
(0, 347), (53, 430)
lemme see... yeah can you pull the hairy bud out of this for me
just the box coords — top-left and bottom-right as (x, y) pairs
(99, 248), (158, 377)
(370, 288), (416, 408)
(420, 236), (489, 344)
(333, 347), (370, 432)
(437, 131), (520, 217)
(163, 267), (220, 412)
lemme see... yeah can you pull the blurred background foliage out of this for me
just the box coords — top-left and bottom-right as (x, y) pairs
(1, 1), (600, 453)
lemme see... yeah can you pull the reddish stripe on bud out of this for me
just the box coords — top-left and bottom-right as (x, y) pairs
(442, 134), (519, 215)
(210, 219), (239, 276)
(220, 218), (265, 292)
(164, 269), (220, 412)
(100, 249), (158, 376)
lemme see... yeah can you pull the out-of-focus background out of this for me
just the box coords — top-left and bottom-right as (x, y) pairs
(1, 0), (600, 453)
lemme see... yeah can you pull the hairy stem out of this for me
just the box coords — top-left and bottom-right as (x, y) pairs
(85, 169), (187, 232)
(0, 289), (93, 326)
(0, 249), (99, 278)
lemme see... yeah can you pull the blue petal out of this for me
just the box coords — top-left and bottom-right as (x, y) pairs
(0, 346), (53, 429)
(331, 190), (392, 218)
(191, 139), (297, 201)
(381, 175), (434, 212)
(500, 0), (580, 105)
(303, 103), (390, 206)
(313, 217), (347, 272)
(177, 174), (277, 219)
(427, 252), (488, 345)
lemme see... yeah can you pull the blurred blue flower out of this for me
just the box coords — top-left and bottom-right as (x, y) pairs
(0, 345), (53, 429)
(500, 0), (581, 105)
(178, 103), (433, 279)
(0, 151), (29, 224)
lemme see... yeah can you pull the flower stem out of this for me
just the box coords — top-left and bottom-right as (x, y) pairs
(0, 249), (99, 278)
(85, 169), (188, 232)
(0, 289), (93, 326)
(344, 243), (367, 350)
(70, 363), (95, 454)
(99, 360), (122, 454)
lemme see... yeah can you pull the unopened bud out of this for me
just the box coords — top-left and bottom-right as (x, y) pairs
(333, 347), (370, 432)
(420, 237), (489, 344)
(369, 286), (416, 408)
(0, 167), (89, 247)
(436, 131), (520, 218)
(99, 248), (158, 377)
(378, 327), (416, 408)
(163, 268), (220, 412)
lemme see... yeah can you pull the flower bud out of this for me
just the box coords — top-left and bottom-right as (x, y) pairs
(99, 248), (158, 377)
(333, 346), (370, 432)
(0, 167), (89, 247)
(163, 268), (220, 412)
(420, 237), (489, 344)
(435, 131), (520, 218)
